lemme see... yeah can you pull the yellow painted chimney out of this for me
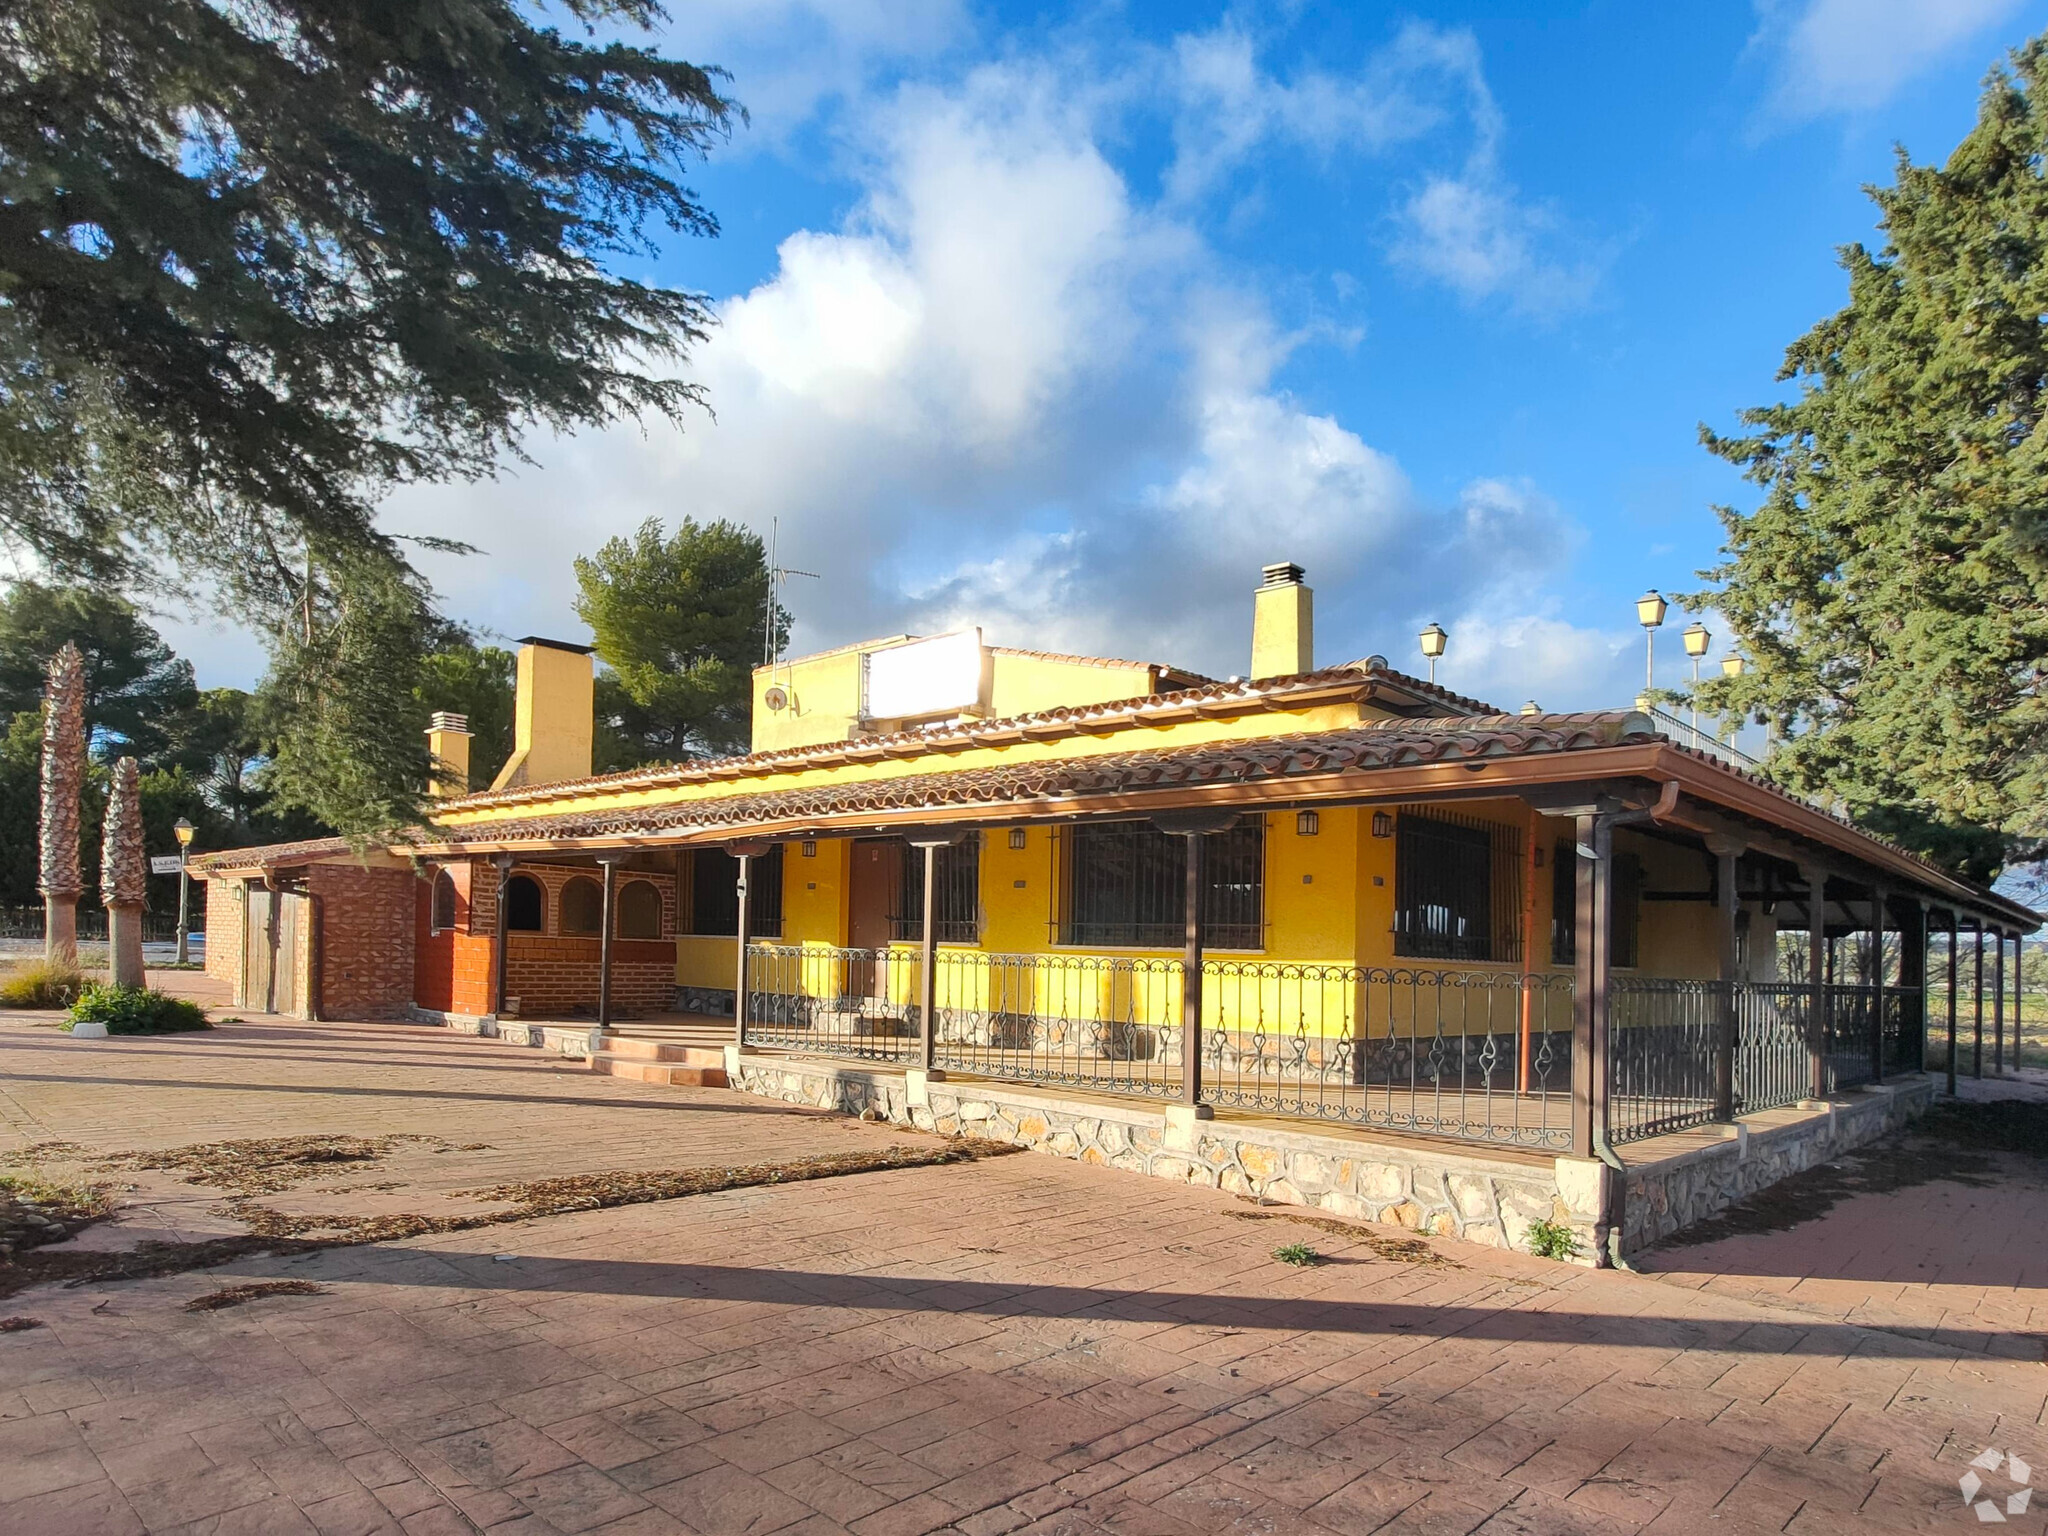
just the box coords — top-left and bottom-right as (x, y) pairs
(490, 638), (595, 791)
(424, 712), (473, 798)
(1251, 562), (1313, 679)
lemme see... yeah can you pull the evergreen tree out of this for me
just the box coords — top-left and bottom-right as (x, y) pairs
(417, 634), (516, 790)
(0, 0), (735, 606)
(1690, 37), (2048, 880)
(573, 518), (783, 767)
(258, 559), (440, 839)
(0, 581), (198, 764)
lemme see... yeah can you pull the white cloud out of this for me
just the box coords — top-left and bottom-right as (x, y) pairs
(166, 32), (1629, 712)
(659, 0), (969, 143)
(1390, 176), (1599, 315)
(1750, 0), (2027, 122)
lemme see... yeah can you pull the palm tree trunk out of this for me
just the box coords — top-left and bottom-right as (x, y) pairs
(38, 643), (85, 969)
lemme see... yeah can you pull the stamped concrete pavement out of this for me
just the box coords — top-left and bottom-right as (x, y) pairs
(1, 1012), (2044, 1535)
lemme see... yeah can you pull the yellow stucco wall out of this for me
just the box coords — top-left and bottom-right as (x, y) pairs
(493, 642), (594, 790)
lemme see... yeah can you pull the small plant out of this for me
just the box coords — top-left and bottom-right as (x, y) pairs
(1526, 1218), (1581, 1261)
(65, 985), (210, 1036)
(0, 961), (87, 1010)
(1273, 1241), (1321, 1267)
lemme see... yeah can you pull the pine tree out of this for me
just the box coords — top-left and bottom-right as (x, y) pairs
(101, 756), (146, 988)
(1690, 36), (2048, 880)
(1, 0), (734, 607)
(37, 643), (85, 965)
(573, 518), (783, 767)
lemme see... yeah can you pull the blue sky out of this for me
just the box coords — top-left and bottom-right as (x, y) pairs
(162, 0), (2048, 710)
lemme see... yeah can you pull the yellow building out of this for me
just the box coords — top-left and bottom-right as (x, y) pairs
(196, 560), (2038, 1255)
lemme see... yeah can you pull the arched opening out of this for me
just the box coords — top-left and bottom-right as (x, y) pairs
(616, 880), (661, 939)
(504, 874), (544, 933)
(430, 869), (458, 932)
(560, 876), (604, 936)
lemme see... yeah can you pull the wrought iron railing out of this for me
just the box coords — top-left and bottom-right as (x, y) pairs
(1732, 982), (1813, 1116)
(0, 905), (186, 945)
(931, 951), (1186, 1098)
(743, 944), (923, 1063)
(742, 944), (1927, 1152)
(1198, 963), (1573, 1150)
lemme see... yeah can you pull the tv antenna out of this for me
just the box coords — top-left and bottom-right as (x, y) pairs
(761, 518), (818, 671)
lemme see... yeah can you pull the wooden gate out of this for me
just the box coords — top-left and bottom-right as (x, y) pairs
(241, 883), (307, 1016)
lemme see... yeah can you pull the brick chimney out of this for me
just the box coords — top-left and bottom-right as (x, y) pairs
(489, 638), (594, 791)
(1251, 562), (1313, 679)
(424, 712), (473, 798)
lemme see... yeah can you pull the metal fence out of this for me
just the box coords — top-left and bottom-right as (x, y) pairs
(742, 944), (1933, 1152)
(1198, 963), (1573, 1150)
(0, 905), (186, 946)
(932, 951), (1187, 1098)
(742, 944), (923, 1064)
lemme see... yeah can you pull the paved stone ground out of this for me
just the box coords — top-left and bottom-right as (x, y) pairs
(2, 1011), (2045, 1534)
(1639, 1070), (2048, 1360)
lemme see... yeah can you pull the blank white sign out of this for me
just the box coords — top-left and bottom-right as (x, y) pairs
(864, 629), (984, 720)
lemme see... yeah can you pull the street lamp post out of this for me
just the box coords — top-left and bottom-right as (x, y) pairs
(1635, 591), (1667, 702)
(173, 818), (195, 966)
(1719, 651), (1744, 745)
(1419, 623), (1448, 686)
(1682, 621), (1710, 748)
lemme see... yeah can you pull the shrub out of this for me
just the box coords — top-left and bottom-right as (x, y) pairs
(1526, 1218), (1581, 1261)
(0, 961), (88, 1010)
(65, 985), (210, 1035)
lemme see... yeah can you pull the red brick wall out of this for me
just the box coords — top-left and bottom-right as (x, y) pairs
(412, 858), (677, 1020)
(504, 936), (676, 1018)
(204, 878), (244, 995)
(308, 864), (416, 1020)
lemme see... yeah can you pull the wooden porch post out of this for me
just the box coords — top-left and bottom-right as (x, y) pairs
(733, 852), (752, 1049)
(1973, 921), (1986, 1078)
(1801, 864), (1827, 1099)
(491, 854), (513, 1020)
(1870, 887), (1888, 1084)
(596, 856), (619, 1031)
(1993, 926), (2007, 1075)
(1570, 811), (1614, 1159)
(1180, 830), (1206, 1110)
(916, 840), (940, 1075)
(1946, 913), (1960, 1097)
(1899, 899), (1927, 1074)
(1709, 837), (1741, 1121)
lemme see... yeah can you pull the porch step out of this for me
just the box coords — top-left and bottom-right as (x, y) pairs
(590, 1051), (729, 1088)
(601, 1036), (728, 1066)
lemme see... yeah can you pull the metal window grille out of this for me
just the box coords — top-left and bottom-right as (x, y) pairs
(1549, 839), (1640, 968)
(1393, 810), (1522, 963)
(1057, 820), (1264, 950)
(894, 835), (983, 943)
(686, 846), (784, 938)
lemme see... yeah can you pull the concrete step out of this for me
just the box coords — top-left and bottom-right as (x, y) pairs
(602, 1035), (728, 1066)
(590, 1052), (728, 1088)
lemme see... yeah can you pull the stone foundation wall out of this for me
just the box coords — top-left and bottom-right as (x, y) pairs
(725, 1054), (1572, 1253)
(677, 986), (735, 1017)
(409, 1008), (602, 1059)
(724, 1049), (1940, 1259)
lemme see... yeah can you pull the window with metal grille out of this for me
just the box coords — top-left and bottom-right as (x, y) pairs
(894, 835), (982, 943)
(1059, 820), (1264, 950)
(1393, 811), (1522, 963)
(686, 846), (784, 938)
(1549, 838), (1641, 968)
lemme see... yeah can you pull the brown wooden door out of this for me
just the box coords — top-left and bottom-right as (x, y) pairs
(848, 839), (900, 997)
(244, 885), (275, 1012)
(274, 893), (304, 1016)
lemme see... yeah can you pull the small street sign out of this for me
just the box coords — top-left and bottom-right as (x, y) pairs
(150, 855), (185, 875)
